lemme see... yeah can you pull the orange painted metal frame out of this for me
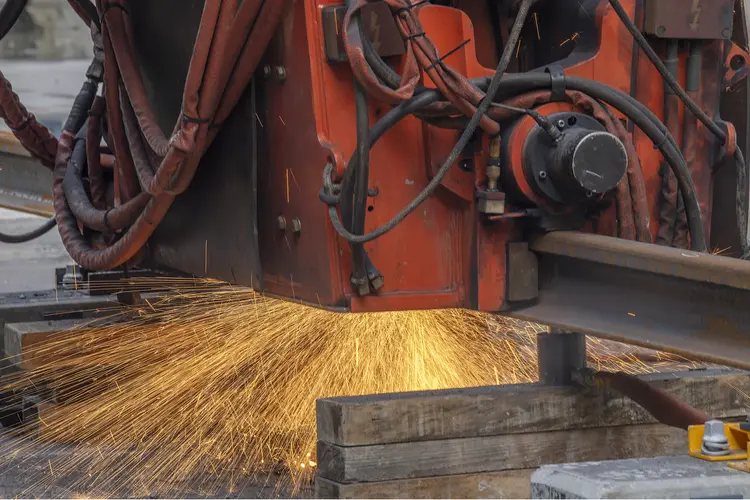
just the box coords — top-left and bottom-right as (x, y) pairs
(255, 0), (747, 313)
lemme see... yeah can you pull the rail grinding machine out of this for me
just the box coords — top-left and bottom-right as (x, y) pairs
(3, 0), (743, 365)
(3, 0), (750, 494)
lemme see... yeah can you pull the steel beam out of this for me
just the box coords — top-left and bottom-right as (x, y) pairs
(537, 330), (587, 386)
(507, 231), (750, 370)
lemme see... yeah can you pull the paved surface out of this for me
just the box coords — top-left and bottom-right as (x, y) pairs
(0, 59), (89, 137)
(0, 60), (85, 292)
(0, 209), (70, 293)
(0, 436), (309, 498)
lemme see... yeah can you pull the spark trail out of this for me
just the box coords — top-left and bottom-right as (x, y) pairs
(0, 282), (697, 497)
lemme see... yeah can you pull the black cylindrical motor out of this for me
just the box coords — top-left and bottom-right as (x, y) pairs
(547, 127), (628, 201)
(510, 111), (628, 207)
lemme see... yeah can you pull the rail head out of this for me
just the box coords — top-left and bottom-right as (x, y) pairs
(509, 231), (750, 370)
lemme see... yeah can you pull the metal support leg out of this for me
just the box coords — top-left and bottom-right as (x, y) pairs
(537, 329), (587, 385)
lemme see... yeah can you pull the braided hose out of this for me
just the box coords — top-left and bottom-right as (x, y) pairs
(47, 0), (289, 270)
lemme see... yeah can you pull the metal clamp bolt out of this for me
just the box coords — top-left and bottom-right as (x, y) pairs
(291, 217), (302, 234)
(701, 420), (731, 456)
(62, 264), (84, 290)
(277, 216), (287, 231)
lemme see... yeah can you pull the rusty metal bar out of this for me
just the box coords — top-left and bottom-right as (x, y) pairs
(507, 231), (750, 370)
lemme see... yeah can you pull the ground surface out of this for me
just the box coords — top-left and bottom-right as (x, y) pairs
(0, 209), (71, 293)
(0, 59), (85, 292)
(0, 59), (89, 137)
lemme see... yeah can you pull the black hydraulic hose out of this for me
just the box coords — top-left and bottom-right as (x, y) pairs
(70, 0), (100, 30)
(359, 15), (402, 90)
(350, 77), (372, 288)
(0, 0), (27, 42)
(736, 147), (749, 258)
(606, 0), (726, 144)
(481, 74), (705, 251)
(345, 0), (402, 91)
(502, 76), (706, 251)
(327, 0), (536, 245)
(656, 40), (680, 247)
(329, 72), (707, 251)
(609, 0), (750, 253)
(0, 217), (56, 244)
(63, 79), (98, 135)
(345, 0), (381, 291)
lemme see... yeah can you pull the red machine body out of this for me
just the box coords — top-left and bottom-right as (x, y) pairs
(249, 0), (748, 312)
(3, 0), (749, 324)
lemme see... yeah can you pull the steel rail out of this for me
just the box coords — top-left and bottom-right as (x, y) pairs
(507, 231), (750, 370)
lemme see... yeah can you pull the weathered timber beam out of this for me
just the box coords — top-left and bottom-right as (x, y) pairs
(316, 423), (686, 483)
(316, 370), (748, 447)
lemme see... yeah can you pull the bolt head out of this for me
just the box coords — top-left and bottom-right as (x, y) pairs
(275, 66), (287, 81)
(370, 275), (385, 290)
(704, 420), (726, 436)
(277, 216), (287, 230)
(703, 420), (730, 448)
(291, 217), (302, 233)
(656, 25), (666, 36)
(538, 171), (548, 180)
(557, 120), (566, 129)
(263, 65), (272, 78)
(723, 28), (732, 39)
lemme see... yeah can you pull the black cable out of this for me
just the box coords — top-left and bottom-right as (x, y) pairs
(359, 14), (402, 90)
(0, 217), (57, 244)
(502, 75), (706, 252)
(607, 0), (749, 253)
(345, 0), (383, 292)
(327, 0), (536, 245)
(327, 71), (708, 251)
(0, 0), (27, 41)
(477, 74), (704, 250)
(350, 77), (372, 290)
(736, 148), (749, 258)
(70, 0), (100, 30)
(606, 0), (726, 144)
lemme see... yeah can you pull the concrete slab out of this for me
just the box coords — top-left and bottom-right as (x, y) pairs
(531, 455), (750, 499)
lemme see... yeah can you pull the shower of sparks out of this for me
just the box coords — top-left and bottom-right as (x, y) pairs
(0, 280), (700, 497)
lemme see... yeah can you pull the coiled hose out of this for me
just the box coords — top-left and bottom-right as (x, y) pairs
(0, 0), (289, 259)
(49, 0), (290, 270)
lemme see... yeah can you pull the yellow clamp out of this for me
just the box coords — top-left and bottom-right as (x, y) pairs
(688, 422), (750, 472)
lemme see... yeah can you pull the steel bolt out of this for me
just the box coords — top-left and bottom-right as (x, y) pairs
(557, 120), (566, 129)
(723, 28), (732, 39)
(275, 66), (287, 82)
(263, 65), (272, 78)
(277, 216), (287, 231)
(538, 171), (548, 180)
(701, 420), (731, 456)
(657, 25), (666, 36)
(370, 275), (385, 291)
(291, 217), (302, 234)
